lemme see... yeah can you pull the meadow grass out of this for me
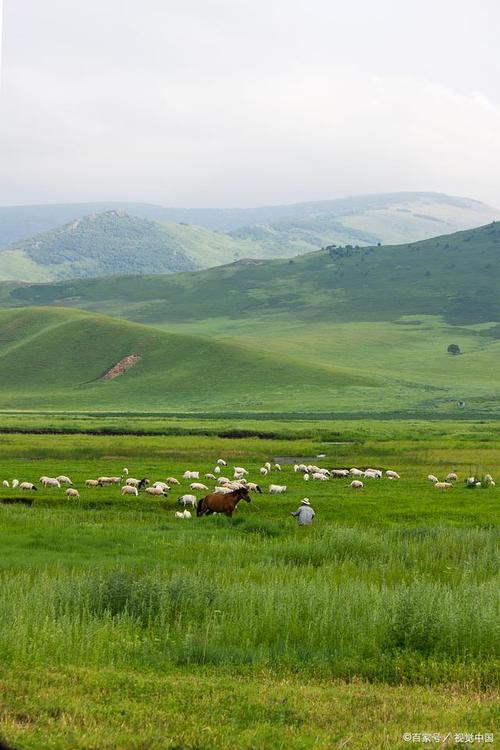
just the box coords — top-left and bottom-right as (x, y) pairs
(0, 425), (497, 748)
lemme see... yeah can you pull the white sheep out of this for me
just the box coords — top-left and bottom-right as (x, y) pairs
(446, 472), (458, 482)
(385, 470), (400, 479)
(178, 494), (197, 507)
(213, 486), (232, 494)
(216, 459), (227, 466)
(190, 482), (208, 491)
(269, 484), (287, 494)
(2, 480), (9, 488)
(274, 464), (282, 472)
(123, 468), (129, 476)
(205, 473), (216, 480)
(152, 482), (169, 491)
(12, 480), (19, 489)
(175, 511), (185, 519)
(233, 467), (248, 476)
(85, 479), (99, 488)
(264, 462), (271, 471)
(182, 510), (192, 519)
(217, 477), (230, 485)
(183, 471), (199, 480)
(246, 482), (262, 493)
(350, 468), (364, 477)
(42, 477), (61, 489)
(166, 477), (180, 486)
(427, 474), (439, 483)
(350, 480), (364, 489)
(57, 475), (73, 485)
(312, 473), (329, 481)
(146, 486), (167, 496)
(19, 482), (37, 491)
(66, 488), (80, 500)
(98, 476), (122, 485)
(214, 466), (221, 475)
(303, 474), (310, 481)
(332, 469), (349, 478)
(260, 468), (268, 476)
(121, 485), (138, 496)
(434, 482), (452, 490)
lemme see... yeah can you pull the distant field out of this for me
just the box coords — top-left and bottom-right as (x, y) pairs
(0, 424), (498, 748)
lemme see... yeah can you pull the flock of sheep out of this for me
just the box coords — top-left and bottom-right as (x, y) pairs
(1, 461), (494, 516)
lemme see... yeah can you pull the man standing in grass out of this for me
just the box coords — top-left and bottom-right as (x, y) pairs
(290, 498), (315, 525)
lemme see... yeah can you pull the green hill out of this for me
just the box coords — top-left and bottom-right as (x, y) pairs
(3, 222), (500, 415)
(7, 221), (500, 327)
(1, 194), (498, 279)
(0, 308), (378, 411)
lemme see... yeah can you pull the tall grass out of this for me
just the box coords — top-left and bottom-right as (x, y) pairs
(0, 523), (497, 685)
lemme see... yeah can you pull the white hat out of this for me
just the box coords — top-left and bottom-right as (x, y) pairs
(301, 498), (311, 506)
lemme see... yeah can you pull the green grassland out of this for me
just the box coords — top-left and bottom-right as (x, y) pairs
(0, 221), (499, 415)
(0, 426), (497, 749)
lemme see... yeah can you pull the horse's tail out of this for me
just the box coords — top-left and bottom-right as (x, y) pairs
(196, 497), (205, 517)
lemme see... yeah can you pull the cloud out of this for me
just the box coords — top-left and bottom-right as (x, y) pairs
(0, 0), (499, 207)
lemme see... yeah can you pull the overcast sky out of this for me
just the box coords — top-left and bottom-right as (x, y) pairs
(1, 0), (499, 208)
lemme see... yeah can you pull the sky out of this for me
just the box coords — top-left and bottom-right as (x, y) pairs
(0, 0), (499, 208)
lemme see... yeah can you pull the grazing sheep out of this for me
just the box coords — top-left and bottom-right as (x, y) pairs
(246, 482), (263, 493)
(385, 470), (400, 479)
(294, 464), (300, 472)
(2, 480), (9, 488)
(98, 476), (122, 486)
(350, 468), (364, 477)
(297, 464), (308, 473)
(85, 479), (99, 488)
(312, 473), (329, 481)
(166, 477), (180, 486)
(42, 477), (61, 489)
(269, 484), (287, 494)
(216, 459), (227, 466)
(175, 510), (192, 519)
(190, 482), (208, 491)
(12, 480), (19, 489)
(303, 474), (310, 481)
(434, 482), (452, 490)
(152, 482), (169, 491)
(183, 471), (199, 480)
(350, 480), (364, 489)
(217, 477), (231, 485)
(214, 466), (221, 474)
(57, 475), (73, 485)
(364, 470), (381, 479)
(121, 485), (138, 496)
(178, 494), (197, 508)
(19, 482), (37, 491)
(126, 478), (141, 487)
(484, 473), (494, 484)
(427, 474), (439, 483)
(213, 486), (233, 495)
(123, 468), (129, 476)
(264, 462), (271, 471)
(446, 473), (458, 482)
(233, 467), (249, 476)
(332, 469), (349, 478)
(66, 488), (80, 500)
(146, 486), (168, 496)
(205, 473), (216, 480)
(260, 468), (269, 476)
(274, 464), (282, 472)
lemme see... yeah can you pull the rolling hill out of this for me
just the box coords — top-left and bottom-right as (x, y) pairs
(0, 308), (378, 411)
(0, 211), (270, 282)
(7, 221), (500, 327)
(0, 193), (498, 283)
(3, 222), (500, 415)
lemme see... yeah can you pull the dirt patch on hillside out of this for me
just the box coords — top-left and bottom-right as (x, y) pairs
(101, 355), (141, 381)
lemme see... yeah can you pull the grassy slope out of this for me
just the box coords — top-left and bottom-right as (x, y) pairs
(2, 222), (500, 414)
(0, 428), (497, 748)
(0, 307), (378, 411)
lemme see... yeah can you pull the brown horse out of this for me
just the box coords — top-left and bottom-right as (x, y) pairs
(197, 486), (251, 518)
